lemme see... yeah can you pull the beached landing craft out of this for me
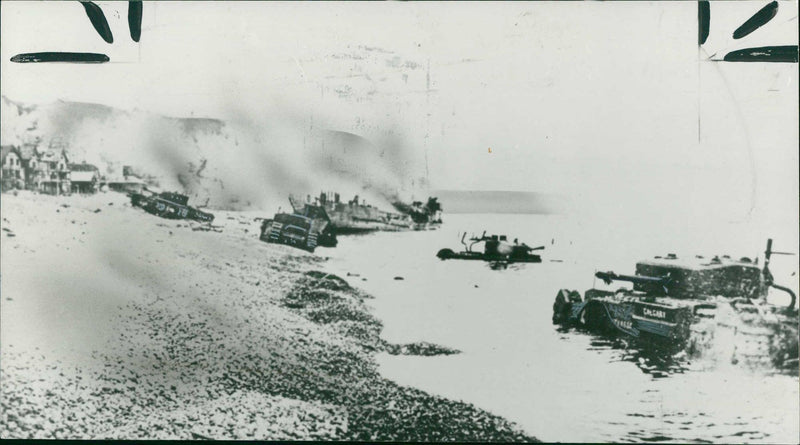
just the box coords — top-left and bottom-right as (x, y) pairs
(130, 190), (215, 223)
(391, 196), (444, 226)
(552, 239), (799, 370)
(436, 231), (544, 263)
(309, 191), (442, 234)
(259, 198), (337, 253)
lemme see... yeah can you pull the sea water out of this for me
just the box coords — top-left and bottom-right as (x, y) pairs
(323, 213), (799, 443)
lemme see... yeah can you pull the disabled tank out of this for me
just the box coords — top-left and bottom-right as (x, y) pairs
(259, 198), (337, 253)
(552, 239), (798, 370)
(130, 190), (214, 223)
(437, 231), (544, 263)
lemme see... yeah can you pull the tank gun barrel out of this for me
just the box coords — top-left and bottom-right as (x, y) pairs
(595, 271), (671, 292)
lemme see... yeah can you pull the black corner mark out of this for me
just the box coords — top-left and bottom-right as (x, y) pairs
(699, 0), (796, 64)
(10, 52), (110, 63)
(723, 45), (799, 63)
(80, 1), (114, 44)
(128, 1), (142, 42)
(11, 2), (143, 63)
(733, 1), (779, 40)
(698, 1), (710, 46)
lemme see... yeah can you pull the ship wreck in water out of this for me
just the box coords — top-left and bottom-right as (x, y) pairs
(295, 191), (442, 234)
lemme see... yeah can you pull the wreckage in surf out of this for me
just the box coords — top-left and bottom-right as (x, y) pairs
(552, 239), (798, 370)
(436, 231), (544, 264)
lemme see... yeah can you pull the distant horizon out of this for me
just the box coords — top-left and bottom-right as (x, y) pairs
(431, 189), (565, 215)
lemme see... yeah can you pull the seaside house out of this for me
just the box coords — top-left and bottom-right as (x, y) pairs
(19, 143), (43, 190)
(37, 149), (71, 195)
(69, 163), (101, 194)
(1, 145), (26, 191)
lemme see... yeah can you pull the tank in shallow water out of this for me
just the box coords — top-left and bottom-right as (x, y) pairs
(436, 231), (544, 263)
(552, 239), (798, 370)
(130, 190), (214, 223)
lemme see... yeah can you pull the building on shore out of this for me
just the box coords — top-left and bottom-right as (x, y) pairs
(18, 144), (42, 190)
(69, 163), (101, 194)
(2, 143), (79, 195)
(1, 145), (26, 191)
(36, 149), (71, 195)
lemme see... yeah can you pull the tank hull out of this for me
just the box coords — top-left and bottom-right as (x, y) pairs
(131, 192), (214, 223)
(552, 250), (799, 370)
(553, 291), (692, 342)
(260, 219), (317, 253)
(436, 249), (542, 263)
(258, 213), (337, 253)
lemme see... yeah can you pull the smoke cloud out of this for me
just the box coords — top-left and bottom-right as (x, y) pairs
(2, 95), (429, 212)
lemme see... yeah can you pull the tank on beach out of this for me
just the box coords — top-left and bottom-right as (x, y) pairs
(260, 199), (337, 253)
(130, 190), (215, 223)
(552, 239), (798, 370)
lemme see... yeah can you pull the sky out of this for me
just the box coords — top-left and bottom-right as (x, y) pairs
(1, 1), (798, 227)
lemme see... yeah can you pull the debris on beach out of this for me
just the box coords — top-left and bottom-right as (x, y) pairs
(191, 225), (223, 233)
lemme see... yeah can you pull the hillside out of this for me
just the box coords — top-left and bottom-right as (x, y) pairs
(1, 96), (424, 212)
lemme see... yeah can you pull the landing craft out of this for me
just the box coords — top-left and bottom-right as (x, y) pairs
(552, 239), (798, 370)
(391, 196), (443, 226)
(310, 191), (442, 234)
(436, 231), (544, 263)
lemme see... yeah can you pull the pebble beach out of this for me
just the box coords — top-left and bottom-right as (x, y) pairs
(0, 191), (537, 441)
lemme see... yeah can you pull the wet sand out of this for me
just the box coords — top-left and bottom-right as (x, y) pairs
(0, 191), (536, 441)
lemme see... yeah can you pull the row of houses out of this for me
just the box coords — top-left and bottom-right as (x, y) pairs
(0, 144), (128, 195)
